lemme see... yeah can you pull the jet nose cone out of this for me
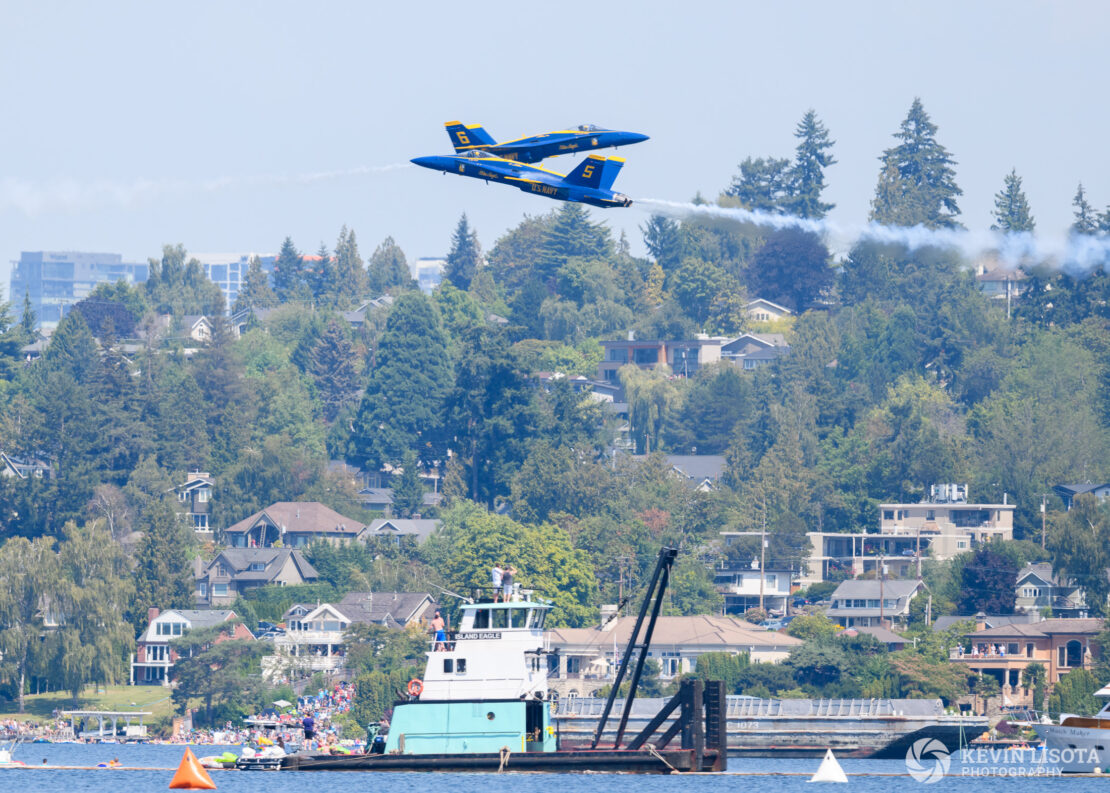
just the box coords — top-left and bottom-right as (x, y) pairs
(411, 156), (440, 169)
(625, 133), (650, 144)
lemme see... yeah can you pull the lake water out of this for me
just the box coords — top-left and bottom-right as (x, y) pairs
(4, 743), (1108, 792)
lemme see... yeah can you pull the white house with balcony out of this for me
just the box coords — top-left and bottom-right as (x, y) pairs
(825, 579), (923, 628)
(262, 591), (436, 680)
(713, 557), (793, 615)
(801, 484), (1014, 585)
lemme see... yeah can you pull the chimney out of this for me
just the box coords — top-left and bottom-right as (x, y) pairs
(975, 611), (987, 632)
(148, 607), (160, 623)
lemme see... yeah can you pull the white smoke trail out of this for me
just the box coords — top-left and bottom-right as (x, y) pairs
(635, 198), (1110, 275)
(0, 163), (413, 216)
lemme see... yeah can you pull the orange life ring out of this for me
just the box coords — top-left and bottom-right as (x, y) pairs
(407, 678), (423, 696)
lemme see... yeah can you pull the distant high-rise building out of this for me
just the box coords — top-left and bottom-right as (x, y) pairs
(9, 251), (149, 329)
(415, 257), (445, 294)
(191, 253), (276, 310)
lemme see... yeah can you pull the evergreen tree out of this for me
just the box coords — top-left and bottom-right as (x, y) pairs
(130, 499), (197, 633)
(193, 316), (256, 472)
(991, 169), (1036, 232)
(271, 237), (309, 304)
(392, 449), (424, 518)
(233, 255), (277, 313)
(535, 204), (612, 285)
(785, 109), (836, 219)
(311, 241), (338, 305)
(349, 291), (452, 472)
(0, 291), (21, 383)
(368, 236), (414, 295)
(307, 319), (359, 422)
(723, 157), (792, 213)
(870, 98), (963, 229)
(642, 215), (683, 271)
(334, 225), (370, 306)
(444, 214), (482, 290)
(19, 293), (35, 337)
(1072, 183), (1098, 234)
(1100, 207), (1110, 234)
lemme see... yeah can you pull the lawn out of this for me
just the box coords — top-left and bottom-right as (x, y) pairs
(0, 685), (175, 725)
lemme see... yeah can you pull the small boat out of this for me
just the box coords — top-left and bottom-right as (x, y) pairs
(1034, 683), (1110, 772)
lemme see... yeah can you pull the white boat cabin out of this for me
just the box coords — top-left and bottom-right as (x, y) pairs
(419, 595), (551, 701)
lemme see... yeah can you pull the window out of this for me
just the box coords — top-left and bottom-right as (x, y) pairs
(474, 609), (490, 629)
(1007, 643), (1019, 656)
(198, 582), (207, 596)
(607, 348), (628, 363)
(456, 659), (466, 673)
(444, 659), (454, 673)
(213, 583), (228, 597)
(178, 491), (187, 502)
(957, 541), (967, 549)
(883, 510), (894, 521)
(566, 657), (581, 675)
(1027, 643), (1035, 658)
(148, 645), (166, 662)
(926, 510), (935, 521)
(249, 562), (266, 572)
(197, 488), (210, 503)
(765, 574), (777, 589)
(633, 348), (658, 365)
(493, 609), (508, 629)
(218, 564), (229, 577)
(323, 620), (341, 631)
(193, 514), (209, 530)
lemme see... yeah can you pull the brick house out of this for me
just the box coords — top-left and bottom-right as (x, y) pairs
(129, 608), (253, 685)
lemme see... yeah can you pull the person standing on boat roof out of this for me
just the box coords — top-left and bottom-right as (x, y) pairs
(490, 563), (503, 602)
(431, 610), (446, 650)
(502, 564), (517, 600)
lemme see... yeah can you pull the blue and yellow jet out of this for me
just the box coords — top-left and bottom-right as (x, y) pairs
(411, 150), (632, 208)
(444, 121), (648, 163)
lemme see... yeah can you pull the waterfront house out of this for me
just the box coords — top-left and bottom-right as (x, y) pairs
(130, 608), (253, 685)
(949, 618), (1104, 706)
(195, 547), (318, 607)
(262, 591), (436, 679)
(714, 560), (794, 615)
(825, 579), (923, 628)
(545, 613), (801, 698)
(1015, 563), (1087, 618)
(223, 501), (366, 548)
(172, 471), (214, 538)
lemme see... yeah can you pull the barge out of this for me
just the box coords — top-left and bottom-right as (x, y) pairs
(285, 547), (726, 773)
(555, 695), (986, 758)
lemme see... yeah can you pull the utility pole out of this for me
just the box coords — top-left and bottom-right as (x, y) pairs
(1040, 494), (1048, 550)
(879, 548), (886, 627)
(759, 507), (767, 612)
(926, 593), (933, 626)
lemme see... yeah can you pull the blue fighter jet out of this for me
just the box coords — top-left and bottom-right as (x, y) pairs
(444, 121), (648, 163)
(411, 150), (633, 208)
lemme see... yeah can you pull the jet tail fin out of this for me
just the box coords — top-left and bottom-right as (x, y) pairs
(445, 121), (496, 152)
(564, 155), (624, 190)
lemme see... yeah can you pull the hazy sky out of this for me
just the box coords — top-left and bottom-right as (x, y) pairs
(2, 1), (1108, 294)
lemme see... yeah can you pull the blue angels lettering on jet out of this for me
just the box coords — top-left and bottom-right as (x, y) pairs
(412, 150), (633, 209)
(443, 121), (647, 164)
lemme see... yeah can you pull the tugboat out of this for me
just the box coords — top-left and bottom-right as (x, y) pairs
(284, 547), (726, 773)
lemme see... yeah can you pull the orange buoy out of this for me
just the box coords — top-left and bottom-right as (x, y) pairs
(169, 747), (217, 790)
(407, 678), (423, 696)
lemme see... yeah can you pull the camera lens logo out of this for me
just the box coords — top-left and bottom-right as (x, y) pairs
(906, 738), (950, 784)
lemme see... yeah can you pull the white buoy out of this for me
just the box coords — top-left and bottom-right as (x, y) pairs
(809, 748), (848, 783)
